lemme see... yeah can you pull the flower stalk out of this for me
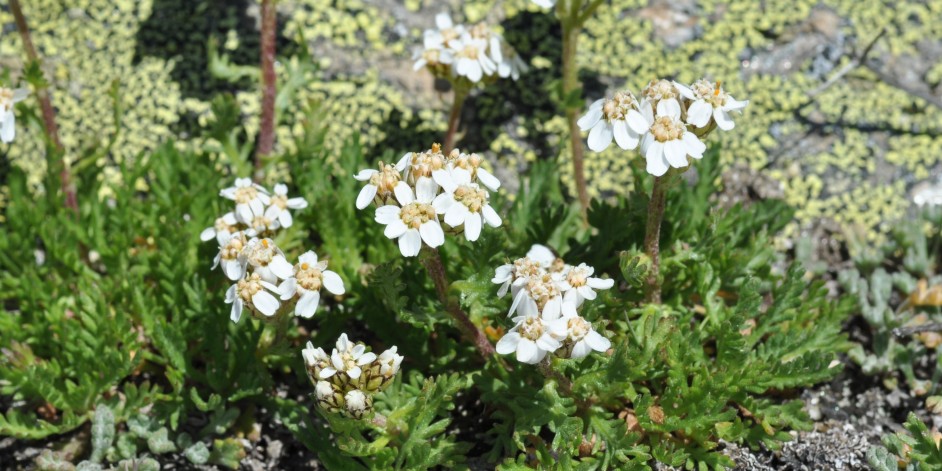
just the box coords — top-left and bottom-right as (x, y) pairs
(9, 0), (76, 214)
(560, 19), (589, 225)
(420, 247), (497, 360)
(255, 0), (278, 181)
(643, 172), (675, 303)
(443, 84), (469, 155)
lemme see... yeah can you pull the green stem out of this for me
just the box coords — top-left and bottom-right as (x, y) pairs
(419, 247), (497, 360)
(443, 86), (469, 155)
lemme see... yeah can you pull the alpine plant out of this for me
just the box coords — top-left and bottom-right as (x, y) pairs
(203, 178), (345, 323)
(579, 78), (748, 176)
(356, 143), (503, 257)
(413, 13), (527, 84)
(493, 245), (614, 364)
(303, 334), (404, 419)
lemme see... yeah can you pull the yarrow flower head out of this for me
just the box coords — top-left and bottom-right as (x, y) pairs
(493, 245), (614, 364)
(225, 272), (281, 322)
(413, 13), (527, 84)
(354, 160), (409, 210)
(267, 183), (309, 228)
(277, 251), (345, 318)
(302, 334), (403, 419)
(358, 144), (503, 257)
(0, 87), (29, 144)
(201, 212), (239, 245)
(580, 77), (747, 177)
(220, 178), (271, 226)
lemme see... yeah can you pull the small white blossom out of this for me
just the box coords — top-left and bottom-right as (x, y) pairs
(496, 315), (566, 364)
(398, 146), (447, 186)
(446, 151), (501, 191)
(315, 380), (335, 401)
(675, 79), (748, 130)
(213, 232), (249, 281)
(492, 255), (548, 299)
(0, 87), (29, 143)
(225, 272), (281, 322)
(320, 334), (378, 380)
(432, 167), (502, 241)
(578, 91), (649, 152)
(242, 202), (282, 238)
(354, 160), (410, 210)
(376, 346), (404, 378)
(243, 238), (293, 284)
(640, 79), (682, 110)
(531, 0), (556, 7)
(278, 251), (345, 318)
(452, 33), (497, 83)
(374, 178), (445, 257)
(559, 263), (615, 306)
(220, 178), (271, 225)
(201, 212), (239, 244)
(562, 316), (611, 359)
(639, 98), (706, 177)
(302, 342), (332, 374)
(509, 271), (577, 319)
(267, 183), (308, 228)
(344, 389), (371, 417)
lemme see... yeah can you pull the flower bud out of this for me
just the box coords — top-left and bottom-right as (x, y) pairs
(344, 389), (373, 419)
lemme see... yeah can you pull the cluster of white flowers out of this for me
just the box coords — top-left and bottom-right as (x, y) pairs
(355, 143), (502, 257)
(579, 78), (748, 176)
(204, 179), (345, 322)
(493, 245), (614, 364)
(0, 87), (29, 144)
(303, 334), (404, 419)
(413, 13), (527, 83)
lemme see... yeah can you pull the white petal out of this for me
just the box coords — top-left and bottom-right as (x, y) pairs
(496, 332), (520, 355)
(299, 251), (319, 265)
(475, 168), (501, 191)
(613, 120), (639, 150)
(394, 183), (414, 205)
(396, 152), (412, 171)
(463, 213), (482, 241)
(230, 299), (243, 323)
(348, 366), (362, 380)
(384, 219), (409, 239)
(235, 204), (253, 225)
(587, 277), (615, 289)
(287, 197), (307, 209)
(375, 205), (402, 224)
(482, 205), (502, 227)
(516, 339), (539, 364)
(12, 89), (29, 102)
(415, 177), (438, 203)
(687, 100), (712, 128)
(577, 101), (604, 131)
(270, 255), (295, 280)
(399, 229), (422, 257)
(656, 98), (681, 119)
(714, 109), (735, 130)
(356, 184), (378, 209)
(278, 209), (294, 228)
(682, 132), (706, 158)
(626, 109), (650, 135)
(433, 193), (454, 213)
(357, 352), (377, 365)
(587, 121), (613, 152)
(224, 260), (245, 281)
(509, 289), (527, 316)
(435, 12), (453, 29)
(432, 169), (456, 193)
(723, 97), (749, 111)
(664, 139), (689, 168)
(578, 285), (597, 301)
(279, 278), (298, 300)
(570, 340), (591, 359)
(542, 297), (561, 320)
(1, 113), (14, 143)
(645, 142), (669, 177)
(561, 299), (578, 317)
(452, 167), (473, 186)
(249, 199), (265, 219)
(200, 227), (216, 242)
(444, 203), (470, 227)
(322, 270), (346, 295)
(318, 367), (337, 379)
(252, 291), (280, 317)
(585, 330), (611, 352)
(420, 221), (445, 248)
(296, 290), (321, 318)
(674, 82), (695, 100)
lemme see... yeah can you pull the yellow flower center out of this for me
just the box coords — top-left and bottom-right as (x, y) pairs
(247, 239), (276, 266)
(602, 91), (638, 121)
(454, 184), (487, 213)
(458, 44), (480, 60)
(567, 317), (590, 341)
(237, 273), (264, 302)
(643, 79), (679, 102)
(526, 273), (561, 310)
(296, 263), (324, 291)
(400, 202), (437, 229)
(513, 258), (543, 279)
(567, 269), (588, 288)
(691, 79), (727, 107)
(408, 148), (446, 180)
(214, 217), (234, 232)
(650, 116), (685, 143)
(222, 235), (246, 260)
(369, 161), (403, 195)
(234, 186), (259, 204)
(519, 317), (546, 341)
(0, 88), (13, 111)
(271, 194), (288, 209)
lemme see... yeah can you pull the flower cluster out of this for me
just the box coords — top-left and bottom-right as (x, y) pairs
(355, 143), (502, 257)
(303, 334), (404, 419)
(0, 87), (29, 144)
(204, 179), (345, 322)
(493, 245), (613, 364)
(413, 13), (527, 83)
(579, 78), (748, 176)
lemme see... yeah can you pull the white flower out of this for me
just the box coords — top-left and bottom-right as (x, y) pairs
(447, 151), (501, 191)
(497, 48), (528, 80)
(675, 79), (748, 131)
(562, 316), (611, 359)
(320, 334), (378, 380)
(495, 315), (566, 364)
(354, 160), (410, 210)
(559, 263), (615, 306)
(213, 232), (248, 281)
(225, 272), (281, 322)
(492, 255), (547, 299)
(302, 342), (332, 375)
(509, 271), (577, 319)
(201, 212), (239, 244)
(220, 178), (271, 225)
(315, 380), (335, 401)
(0, 87), (29, 143)
(452, 34), (497, 83)
(526, 244), (556, 268)
(278, 251), (345, 318)
(266, 183), (308, 228)
(531, 0), (556, 7)
(639, 98), (706, 177)
(432, 167), (502, 242)
(241, 201), (282, 238)
(374, 178), (445, 257)
(376, 346), (404, 378)
(425, 12), (465, 51)
(345, 389), (369, 413)
(641, 79), (682, 110)
(243, 238), (294, 284)
(578, 91), (649, 152)
(398, 145), (447, 186)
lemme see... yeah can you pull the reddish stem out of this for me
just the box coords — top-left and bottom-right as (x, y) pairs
(561, 24), (589, 225)
(9, 0), (76, 213)
(255, 0), (277, 180)
(644, 175), (670, 303)
(442, 88), (468, 155)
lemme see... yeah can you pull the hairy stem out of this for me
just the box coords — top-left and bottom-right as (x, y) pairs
(538, 356), (588, 409)
(561, 22), (589, 225)
(420, 247), (497, 360)
(443, 86), (469, 155)
(644, 174), (672, 303)
(255, 0), (277, 180)
(10, 0), (76, 213)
